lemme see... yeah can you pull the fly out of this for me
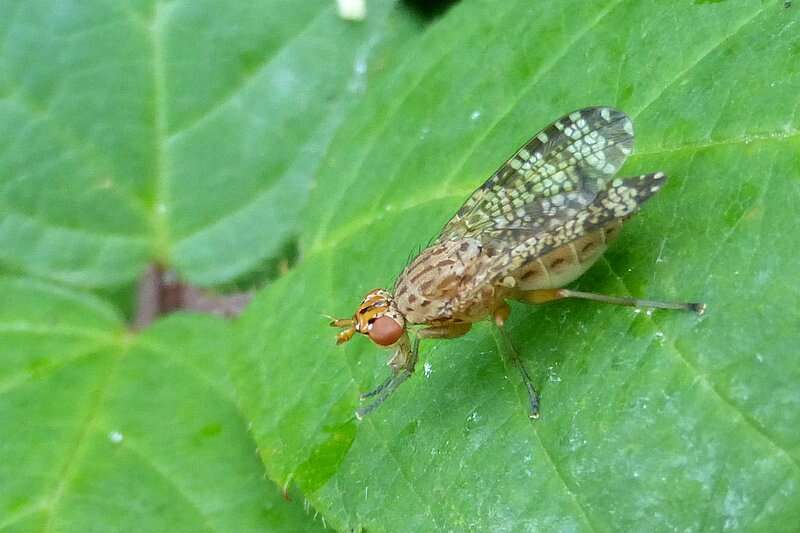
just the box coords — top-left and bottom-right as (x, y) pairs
(331, 107), (705, 420)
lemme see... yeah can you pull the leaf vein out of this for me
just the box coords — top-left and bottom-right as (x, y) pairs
(600, 257), (800, 472)
(631, 4), (768, 120)
(110, 435), (217, 533)
(149, 2), (172, 262)
(309, 0), (523, 251)
(432, 0), (626, 195)
(41, 351), (122, 533)
(165, 4), (331, 139)
(491, 328), (599, 533)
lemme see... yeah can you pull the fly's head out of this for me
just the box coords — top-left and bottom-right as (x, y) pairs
(330, 289), (406, 348)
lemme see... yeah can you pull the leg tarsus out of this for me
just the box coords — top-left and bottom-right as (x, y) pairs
(356, 336), (419, 419)
(496, 324), (540, 420)
(359, 374), (393, 400)
(356, 370), (412, 420)
(514, 354), (540, 419)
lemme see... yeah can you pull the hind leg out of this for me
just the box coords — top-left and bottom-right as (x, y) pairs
(521, 288), (705, 314)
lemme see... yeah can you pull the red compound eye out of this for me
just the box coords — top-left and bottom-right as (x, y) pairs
(368, 316), (403, 346)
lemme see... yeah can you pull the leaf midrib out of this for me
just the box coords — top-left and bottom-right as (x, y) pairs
(149, 2), (171, 264)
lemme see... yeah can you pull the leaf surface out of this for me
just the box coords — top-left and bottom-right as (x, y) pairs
(0, 0), (408, 286)
(234, 0), (800, 530)
(0, 276), (326, 531)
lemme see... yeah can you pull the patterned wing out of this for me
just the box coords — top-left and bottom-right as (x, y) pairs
(449, 172), (669, 313)
(437, 107), (635, 248)
(492, 172), (666, 282)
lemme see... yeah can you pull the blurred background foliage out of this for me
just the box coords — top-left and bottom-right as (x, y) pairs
(1, 0), (799, 531)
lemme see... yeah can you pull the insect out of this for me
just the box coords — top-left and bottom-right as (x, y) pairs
(331, 107), (705, 420)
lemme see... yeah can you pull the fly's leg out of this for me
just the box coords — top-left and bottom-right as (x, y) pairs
(359, 374), (394, 400)
(494, 303), (540, 420)
(357, 323), (472, 419)
(417, 322), (472, 339)
(356, 367), (414, 420)
(504, 330), (540, 419)
(522, 288), (706, 315)
(356, 336), (419, 420)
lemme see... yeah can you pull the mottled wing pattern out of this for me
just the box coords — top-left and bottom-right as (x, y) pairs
(437, 107), (634, 248)
(492, 172), (666, 280)
(449, 172), (668, 313)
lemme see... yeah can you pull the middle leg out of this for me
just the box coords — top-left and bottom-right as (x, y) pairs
(493, 303), (540, 419)
(417, 322), (472, 340)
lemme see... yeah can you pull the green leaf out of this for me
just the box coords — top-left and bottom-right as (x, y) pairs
(0, 0), (409, 287)
(0, 276), (326, 531)
(234, 0), (800, 530)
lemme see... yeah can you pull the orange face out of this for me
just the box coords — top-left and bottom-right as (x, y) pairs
(331, 289), (406, 347)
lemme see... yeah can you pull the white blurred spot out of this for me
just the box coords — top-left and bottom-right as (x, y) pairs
(354, 57), (367, 75)
(337, 0), (366, 20)
(348, 44), (371, 93)
(423, 361), (432, 378)
(470, 110), (481, 120)
(723, 489), (748, 530)
(108, 431), (124, 444)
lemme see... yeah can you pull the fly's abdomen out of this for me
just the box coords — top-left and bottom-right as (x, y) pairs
(512, 221), (622, 290)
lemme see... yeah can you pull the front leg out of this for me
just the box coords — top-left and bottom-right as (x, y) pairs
(357, 323), (472, 419)
(356, 335), (418, 420)
(365, 323), (471, 400)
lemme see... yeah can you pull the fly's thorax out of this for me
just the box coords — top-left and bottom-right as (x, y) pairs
(352, 289), (406, 347)
(394, 238), (495, 324)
